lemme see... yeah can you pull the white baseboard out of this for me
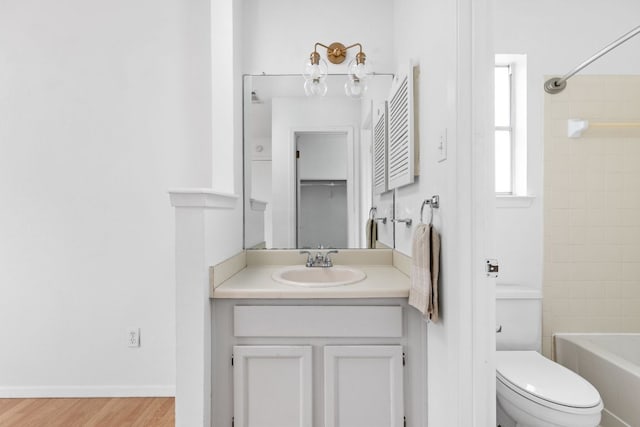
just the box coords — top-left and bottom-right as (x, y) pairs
(0, 385), (175, 398)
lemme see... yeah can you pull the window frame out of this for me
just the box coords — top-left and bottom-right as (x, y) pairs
(494, 63), (515, 195)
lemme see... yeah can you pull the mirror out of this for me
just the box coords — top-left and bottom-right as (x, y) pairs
(243, 74), (394, 250)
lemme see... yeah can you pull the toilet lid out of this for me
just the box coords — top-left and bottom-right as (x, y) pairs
(496, 351), (601, 409)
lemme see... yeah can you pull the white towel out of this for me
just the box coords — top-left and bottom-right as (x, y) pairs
(409, 224), (441, 322)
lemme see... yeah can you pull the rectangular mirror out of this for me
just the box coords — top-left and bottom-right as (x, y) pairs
(243, 74), (393, 249)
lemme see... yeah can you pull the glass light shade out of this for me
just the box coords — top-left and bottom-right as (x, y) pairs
(302, 57), (328, 81)
(304, 78), (328, 97)
(344, 77), (368, 98)
(347, 58), (372, 80)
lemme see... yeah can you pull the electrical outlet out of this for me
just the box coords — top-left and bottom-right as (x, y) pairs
(127, 328), (140, 348)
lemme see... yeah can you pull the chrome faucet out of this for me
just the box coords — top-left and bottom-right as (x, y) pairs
(299, 249), (338, 267)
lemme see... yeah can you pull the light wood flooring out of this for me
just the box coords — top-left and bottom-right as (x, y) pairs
(0, 397), (174, 426)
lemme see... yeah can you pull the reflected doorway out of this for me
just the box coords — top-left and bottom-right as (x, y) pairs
(295, 132), (350, 248)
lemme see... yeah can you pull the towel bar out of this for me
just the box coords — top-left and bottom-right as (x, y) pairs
(392, 218), (413, 227)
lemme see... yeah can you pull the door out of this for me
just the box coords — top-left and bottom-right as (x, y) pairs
(233, 346), (313, 427)
(324, 345), (404, 427)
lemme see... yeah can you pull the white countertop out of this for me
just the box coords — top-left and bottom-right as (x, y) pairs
(213, 264), (410, 299)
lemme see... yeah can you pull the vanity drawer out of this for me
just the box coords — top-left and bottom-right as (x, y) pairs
(233, 305), (402, 338)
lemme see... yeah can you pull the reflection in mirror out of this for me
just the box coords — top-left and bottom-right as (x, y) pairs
(243, 74), (393, 250)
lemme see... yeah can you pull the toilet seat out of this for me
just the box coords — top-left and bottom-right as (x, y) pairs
(496, 351), (602, 411)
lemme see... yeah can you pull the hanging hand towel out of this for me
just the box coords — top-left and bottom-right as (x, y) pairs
(409, 224), (441, 322)
(366, 218), (377, 249)
(429, 226), (441, 322)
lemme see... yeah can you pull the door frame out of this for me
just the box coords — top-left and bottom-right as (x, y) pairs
(463, 0), (496, 425)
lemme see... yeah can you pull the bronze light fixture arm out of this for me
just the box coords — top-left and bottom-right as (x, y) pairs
(343, 42), (363, 52)
(311, 41), (365, 65)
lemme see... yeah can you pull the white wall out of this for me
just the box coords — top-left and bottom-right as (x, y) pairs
(394, 0), (496, 425)
(392, 5), (457, 257)
(494, 0), (640, 290)
(211, 0), (244, 194)
(0, 0), (214, 396)
(393, 2), (459, 425)
(242, 0), (394, 75)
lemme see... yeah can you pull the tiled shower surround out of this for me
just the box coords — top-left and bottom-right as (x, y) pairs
(544, 75), (640, 356)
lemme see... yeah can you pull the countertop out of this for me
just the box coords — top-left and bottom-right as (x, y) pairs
(213, 264), (410, 299)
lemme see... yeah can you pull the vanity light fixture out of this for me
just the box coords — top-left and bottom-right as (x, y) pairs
(302, 42), (372, 98)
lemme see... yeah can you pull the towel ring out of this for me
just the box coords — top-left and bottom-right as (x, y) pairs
(420, 195), (440, 225)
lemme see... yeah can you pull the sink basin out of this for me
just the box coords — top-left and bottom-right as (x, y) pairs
(272, 265), (366, 288)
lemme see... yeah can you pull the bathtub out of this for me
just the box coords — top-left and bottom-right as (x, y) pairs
(554, 333), (640, 427)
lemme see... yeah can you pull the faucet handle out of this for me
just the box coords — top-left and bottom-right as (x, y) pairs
(323, 249), (339, 266)
(299, 250), (313, 267)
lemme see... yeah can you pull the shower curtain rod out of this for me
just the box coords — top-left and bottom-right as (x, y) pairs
(544, 24), (640, 94)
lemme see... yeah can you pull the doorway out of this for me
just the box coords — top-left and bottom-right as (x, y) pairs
(295, 132), (350, 248)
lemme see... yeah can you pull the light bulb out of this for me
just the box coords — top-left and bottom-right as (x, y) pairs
(304, 78), (328, 97)
(344, 77), (368, 99)
(302, 57), (328, 81)
(347, 58), (371, 82)
(355, 63), (368, 79)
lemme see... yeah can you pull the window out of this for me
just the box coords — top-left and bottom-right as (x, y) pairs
(494, 64), (513, 194)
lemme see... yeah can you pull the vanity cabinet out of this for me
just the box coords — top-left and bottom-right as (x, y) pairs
(323, 345), (404, 427)
(212, 299), (426, 427)
(232, 344), (403, 427)
(233, 345), (313, 427)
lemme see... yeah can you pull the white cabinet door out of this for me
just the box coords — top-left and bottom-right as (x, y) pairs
(324, 345), (404, 427)
(233, 345), (312, 427)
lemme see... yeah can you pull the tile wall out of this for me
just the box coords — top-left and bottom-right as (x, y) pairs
(543, 75), (640, 356)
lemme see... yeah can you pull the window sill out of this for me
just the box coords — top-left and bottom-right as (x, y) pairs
(495, 195), (535, 208)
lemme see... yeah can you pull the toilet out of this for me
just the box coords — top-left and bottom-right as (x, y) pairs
(496, 284), (603, 427)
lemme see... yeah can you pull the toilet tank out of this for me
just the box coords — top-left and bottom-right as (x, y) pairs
(496, 284), (542, 351)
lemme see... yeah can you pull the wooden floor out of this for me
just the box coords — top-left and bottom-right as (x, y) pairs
(0, 397), (174, 426)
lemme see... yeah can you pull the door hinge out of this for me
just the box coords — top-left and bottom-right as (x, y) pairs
(402, 352), (406, 366)
(296, 150), (300, 159)
(231, 355), (234, 366)
(404, 416), (407, 427)
(232, 416), (234, 427)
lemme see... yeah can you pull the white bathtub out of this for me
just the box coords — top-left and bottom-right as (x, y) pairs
(554, 333), (640, 427)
